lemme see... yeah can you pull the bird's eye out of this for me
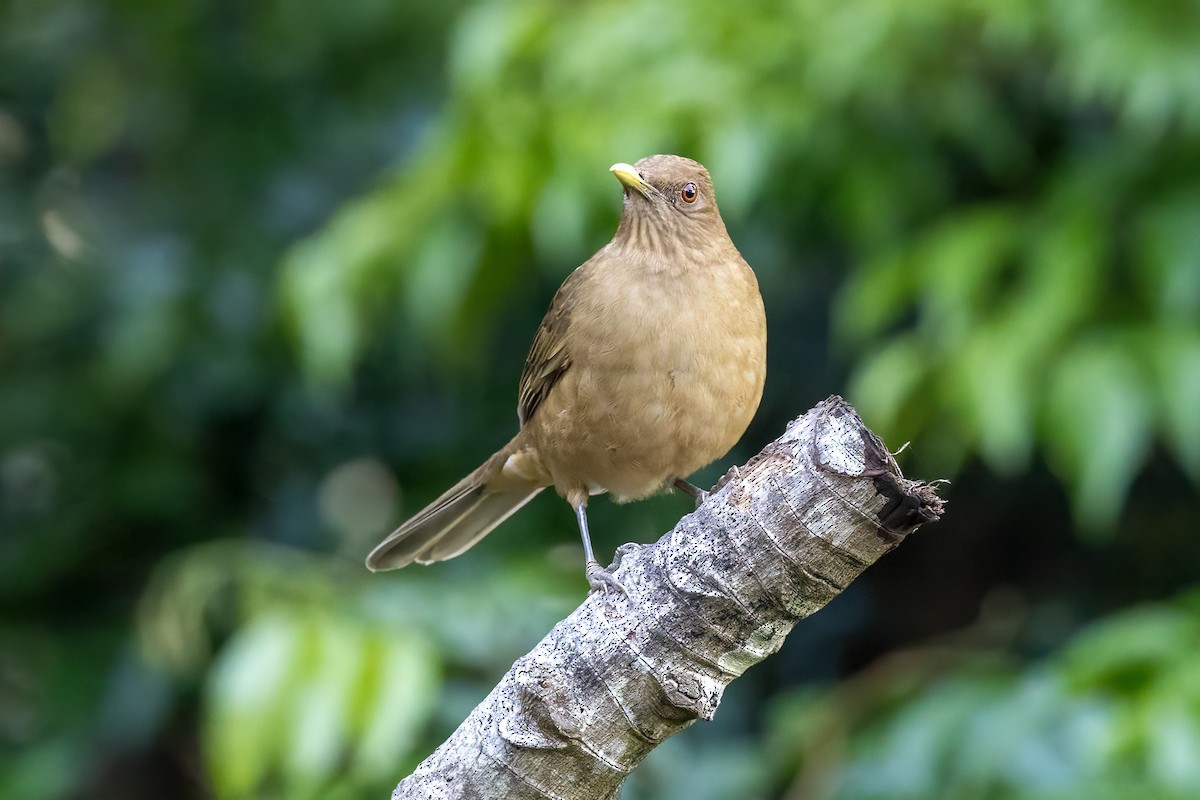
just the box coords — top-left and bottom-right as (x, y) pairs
(680, 182), (698, 203)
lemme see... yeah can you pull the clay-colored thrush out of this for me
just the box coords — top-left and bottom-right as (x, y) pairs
(366, 154), (767, 592)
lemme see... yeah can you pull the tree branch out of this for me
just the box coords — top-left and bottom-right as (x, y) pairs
(391, 396), (945, 799)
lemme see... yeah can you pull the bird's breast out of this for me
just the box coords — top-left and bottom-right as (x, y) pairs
(527, 256), (766, 502)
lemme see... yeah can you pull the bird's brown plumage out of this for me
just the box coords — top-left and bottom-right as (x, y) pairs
(366, 155), (767, 586)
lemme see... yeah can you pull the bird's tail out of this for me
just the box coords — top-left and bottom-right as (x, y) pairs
(365, 440), (544, 571)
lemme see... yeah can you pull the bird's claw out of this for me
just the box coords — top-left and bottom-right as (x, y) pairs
(586, 560), (626, 596)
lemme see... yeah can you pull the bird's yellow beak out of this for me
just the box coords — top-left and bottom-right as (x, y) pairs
(610, 162), (653, 197)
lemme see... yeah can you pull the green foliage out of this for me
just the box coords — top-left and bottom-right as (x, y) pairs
(139, 544), (444, 799)
(769, 591), (1200, 799)
(204, 613), (438, 799)
(130, 541), (584, 799)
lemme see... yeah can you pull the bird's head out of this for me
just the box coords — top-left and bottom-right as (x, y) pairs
(609, 154), (730, 260)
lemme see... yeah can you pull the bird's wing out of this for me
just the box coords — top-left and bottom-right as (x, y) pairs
(517, 267), (583, 427)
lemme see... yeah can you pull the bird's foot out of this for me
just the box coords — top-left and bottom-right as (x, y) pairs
(586, 559), (626, 596)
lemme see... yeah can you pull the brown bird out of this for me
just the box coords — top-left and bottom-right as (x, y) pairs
(366, 154), (767, 592)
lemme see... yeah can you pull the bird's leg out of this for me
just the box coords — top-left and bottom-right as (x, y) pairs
(573, 500), (625, 595)
(673, 477), (709, 509)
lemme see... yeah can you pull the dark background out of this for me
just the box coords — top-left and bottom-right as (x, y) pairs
(3, 1), (1199, 798)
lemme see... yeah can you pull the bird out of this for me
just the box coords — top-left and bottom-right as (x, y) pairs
(365, 154), (767, 593)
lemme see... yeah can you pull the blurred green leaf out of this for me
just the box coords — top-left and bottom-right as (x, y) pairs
(204, 612), (439, 799)
(352, 627), (441, 780)
(950, 326), (1035, 474)
(205, 614), (298, 798)
(835, 250), (919, 346)
(1060, 605), (1200, 694)
(1045, 340), (1154, 534)
(1152, 328), (1200, 483)
(1136, 191), (1200, 321)
(847, 337), (930, 437)
(917, 207), (1020, 347)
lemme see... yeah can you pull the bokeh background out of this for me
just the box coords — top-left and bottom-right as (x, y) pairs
(3, 1), (1200, 798)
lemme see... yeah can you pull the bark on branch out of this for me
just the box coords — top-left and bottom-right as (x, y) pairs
(391, 396), (945, 799)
